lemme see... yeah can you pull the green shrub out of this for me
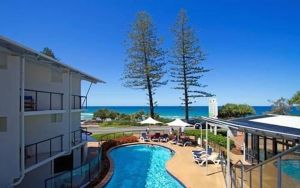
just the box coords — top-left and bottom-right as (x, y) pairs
(92, 132), (134, 141)
(218, 103), (255, 119)
(185, 130), (234, 149)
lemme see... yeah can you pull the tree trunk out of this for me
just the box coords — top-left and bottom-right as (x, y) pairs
(181, 24), (189, 121)
(183, 61), (189, 121)
(142, 33), (155, 118)
(146, 76), (155, 118)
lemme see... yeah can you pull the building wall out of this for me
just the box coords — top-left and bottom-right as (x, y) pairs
(16, 162), (51, 188)
(0, 54), (21, 187)
(0, 52), (86, 187)
(25, 61), (69, 111)
(24, 115), (69, 152)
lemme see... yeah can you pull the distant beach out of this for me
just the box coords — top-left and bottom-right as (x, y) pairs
(81, 106), (300, 120)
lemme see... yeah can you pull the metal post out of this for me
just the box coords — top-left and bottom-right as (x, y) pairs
(214, 124), (217, 135)
(206, 122), (208, 175)
(79, 96), (82, 109)
(200, 125), (202, 146)
(35, 144), (38, 164)
(277, 157), (281, 188)
(50, 139), (52, 157)
(61, 136), (63, 152)
(226, 129), (231, 188)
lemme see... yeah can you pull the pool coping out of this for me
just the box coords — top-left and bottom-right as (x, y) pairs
(97, 142), (187, 188)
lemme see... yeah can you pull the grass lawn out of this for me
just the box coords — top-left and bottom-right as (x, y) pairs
(99, 120), (143, 128)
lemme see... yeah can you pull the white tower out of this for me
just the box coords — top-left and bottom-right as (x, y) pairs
(208, 98), (218, 118)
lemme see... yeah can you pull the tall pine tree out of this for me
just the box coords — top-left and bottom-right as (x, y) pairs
(170, 10), (213, 121)
(123, 11), (167, 118)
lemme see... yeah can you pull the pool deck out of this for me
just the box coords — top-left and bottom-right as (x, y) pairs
(96, 141), (226, 188)
(153, 142), (226, 188)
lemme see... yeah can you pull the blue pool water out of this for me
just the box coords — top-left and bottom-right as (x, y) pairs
(105, 144), (184, 188)
(280, 159), (300, 182)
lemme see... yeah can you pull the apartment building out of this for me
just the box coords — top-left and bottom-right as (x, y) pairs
(0, 36), (103, 187)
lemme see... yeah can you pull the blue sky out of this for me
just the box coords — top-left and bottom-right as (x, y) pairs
(1, 0), (299, 106)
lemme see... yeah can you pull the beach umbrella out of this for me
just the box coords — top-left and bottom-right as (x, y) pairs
(139, 117), (162, 125)
(167, 118), (190, 127)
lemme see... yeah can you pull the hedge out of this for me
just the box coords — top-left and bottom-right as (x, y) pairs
(185, 130), (234, 149)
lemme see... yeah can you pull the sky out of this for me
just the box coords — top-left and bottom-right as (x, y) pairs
(1, 0), (299, 106)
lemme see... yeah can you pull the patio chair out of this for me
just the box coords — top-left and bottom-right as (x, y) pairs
(170, 136), (178, 144)
(24, 96), (35, 111)
(160, 134), (169, 142)
(151, 133), (161, 142)
(140, 132), (150, 142)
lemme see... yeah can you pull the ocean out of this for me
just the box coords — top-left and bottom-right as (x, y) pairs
(81, 106), (300, 120)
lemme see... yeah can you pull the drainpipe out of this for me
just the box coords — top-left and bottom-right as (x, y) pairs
(65, 71), (72, 155)
(12, 55), (25, 186)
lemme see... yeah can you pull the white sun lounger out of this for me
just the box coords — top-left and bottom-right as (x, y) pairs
(195, 153), (221, 166)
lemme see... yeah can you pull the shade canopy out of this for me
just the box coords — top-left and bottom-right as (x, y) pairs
(167, 118), (190, 127)
(140, 117), (162, 125)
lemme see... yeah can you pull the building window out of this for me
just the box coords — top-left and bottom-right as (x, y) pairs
(0, 52), (8, 69)
(51, 69), (63, 83)
(0, 117), (7, 132)
(51, 114), (63, 123)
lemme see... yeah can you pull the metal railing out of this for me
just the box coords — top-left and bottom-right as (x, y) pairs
(25, 135), (64, 168)
(72, 95), (87, 109)
(71, 128), (88, 147)
(24, 89), (64, 111)
(45, 147), (102, 188)
(230, 144), (300, 188)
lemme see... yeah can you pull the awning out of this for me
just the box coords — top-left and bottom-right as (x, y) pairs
(167, 118), (190, 127)
(140, 117), (162, 125)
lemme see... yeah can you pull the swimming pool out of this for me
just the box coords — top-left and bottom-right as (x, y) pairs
(280, 159), (300, 182)
(105, 144), (184, 188)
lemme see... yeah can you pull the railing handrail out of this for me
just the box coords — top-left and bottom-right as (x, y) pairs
(25, 134), (64, 148)
(72, 94), (86, 97)
(25, 89), (64, 95)
(245, 144), (300, 172)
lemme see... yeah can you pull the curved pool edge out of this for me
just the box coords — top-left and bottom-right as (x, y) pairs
(97, 142), (187, 188)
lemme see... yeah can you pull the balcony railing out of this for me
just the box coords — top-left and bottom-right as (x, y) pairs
(45, 147), (102, 188)
(25, 135), (64, 168)
(23, 89), (64, 111)
(72, 95), (87, 109)
(71, 128), (88, 147)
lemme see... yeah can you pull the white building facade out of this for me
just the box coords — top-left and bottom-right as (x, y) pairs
(208, 98), (218, 118)
(0, 36), (103, 187)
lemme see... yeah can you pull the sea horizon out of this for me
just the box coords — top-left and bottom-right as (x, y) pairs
(81, 105), (300, 120)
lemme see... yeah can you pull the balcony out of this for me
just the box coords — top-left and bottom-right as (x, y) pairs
(72, 95), (87, 110)
(71, 128), (88, 147)
(45, 146), (102, 188)
(25, 135), (64, 169)
(23, 89), (64, 112)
